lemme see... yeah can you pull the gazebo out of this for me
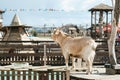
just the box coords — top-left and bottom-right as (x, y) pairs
(89, 3), (113, 39)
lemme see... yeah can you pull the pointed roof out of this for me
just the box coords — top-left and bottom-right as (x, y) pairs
(3, 14), (32, 29)
(89, 3), (113, 11)
(10, 14), (22, 26)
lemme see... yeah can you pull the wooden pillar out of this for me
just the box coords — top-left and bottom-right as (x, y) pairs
(0, 13), (3, 29)
(95, 11), (97, 39)
(111, 11), (112, 23)
(106, 11), (109, 38)
(0, 22), (2, 29)
(114, 0), (120, 25)
(91, 11), (93, 37)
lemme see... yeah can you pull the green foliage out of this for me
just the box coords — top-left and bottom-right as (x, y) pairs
(31, 29), (38, 37)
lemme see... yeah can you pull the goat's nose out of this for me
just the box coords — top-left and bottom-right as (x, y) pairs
(51, 33), (53, 35)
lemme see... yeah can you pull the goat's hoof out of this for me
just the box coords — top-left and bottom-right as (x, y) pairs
(71, 66), (75, 70)
(86, 72), (92, 75)
(64, 67), (69, 70)
(86, 73), (90, 75)
(75, 69), (79, 72)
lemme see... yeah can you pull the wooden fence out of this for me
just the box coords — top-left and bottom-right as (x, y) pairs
(0, 40), (120, 65)
(0, 41), (120, 80)
(0, 69), (67, 80)
(0, 53), (66, 66)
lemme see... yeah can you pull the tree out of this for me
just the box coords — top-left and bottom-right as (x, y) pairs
(31, 29), (38, 37)
(108, 0), (120, 65)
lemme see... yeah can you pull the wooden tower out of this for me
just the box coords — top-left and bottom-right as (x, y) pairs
(2, 14), (31, 41)
(0, 14), (34, 53)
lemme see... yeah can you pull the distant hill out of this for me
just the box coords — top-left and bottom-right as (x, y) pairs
(29, 27), (56, 33)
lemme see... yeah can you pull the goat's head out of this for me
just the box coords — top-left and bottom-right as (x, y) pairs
(51, 28), (61, 41)
(51, 28), (69, 42)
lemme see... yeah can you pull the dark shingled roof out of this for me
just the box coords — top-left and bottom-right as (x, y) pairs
(89, 3), (113, 11)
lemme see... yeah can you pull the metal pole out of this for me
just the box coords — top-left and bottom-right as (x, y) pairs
(44, 24), (46, 37)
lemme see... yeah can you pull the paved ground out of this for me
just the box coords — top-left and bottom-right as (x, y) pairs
(70, 66), (120, 80)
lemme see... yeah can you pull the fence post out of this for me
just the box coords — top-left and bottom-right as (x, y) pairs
(44, 44), (47, 66)
(66, 70), (70, 80)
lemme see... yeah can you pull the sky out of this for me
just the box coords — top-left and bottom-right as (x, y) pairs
(0, 0), (112, 28)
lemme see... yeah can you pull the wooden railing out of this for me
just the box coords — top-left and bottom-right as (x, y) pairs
(0, 53), (65, 66)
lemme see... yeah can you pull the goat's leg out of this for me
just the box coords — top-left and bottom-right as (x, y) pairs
(88, 51), (95, 74)
(89, 61), (92, 74)
(85, 50), (95, 74)
(71, 57), (75, 69)
(65, 58), (69, 68)
(64, 55), (69, 69)
(86, 56), (95, 75)
(86, 59), (92, 75)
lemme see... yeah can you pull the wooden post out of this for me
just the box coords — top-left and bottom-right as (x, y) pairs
(44, 44), (47, 66)
(6, 71), (9, 80)
(17, 71), (20, 80)
(1, 71), (4, 80)
(66, 70), (70, 80)
(12, 70), (15, 80)
(23, 71), (26, 80)
(28, 70), (32, 80)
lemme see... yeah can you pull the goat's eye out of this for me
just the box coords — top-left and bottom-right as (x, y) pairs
(53, 31), (56, 34)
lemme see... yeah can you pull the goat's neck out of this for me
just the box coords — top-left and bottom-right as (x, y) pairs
(57, 34), (68, 46)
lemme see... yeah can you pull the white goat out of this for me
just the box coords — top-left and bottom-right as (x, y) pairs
(52, 29), (97, 74)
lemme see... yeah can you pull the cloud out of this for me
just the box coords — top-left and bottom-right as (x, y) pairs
(1, 0), (111, 26)
(61, 0), (76, 11)
(60, 0), (98, 11)
(80, 0), (96, 10)
(60, 0), (110, 11)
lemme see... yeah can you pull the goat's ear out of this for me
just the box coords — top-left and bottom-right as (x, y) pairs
(64, 33), (69, 36)
(55, 29), (60, 35)
(58, 27), (63, 30)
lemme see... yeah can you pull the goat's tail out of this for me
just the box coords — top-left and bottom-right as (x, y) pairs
(91, 41), (98, 51)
